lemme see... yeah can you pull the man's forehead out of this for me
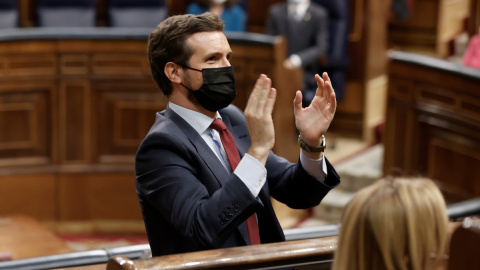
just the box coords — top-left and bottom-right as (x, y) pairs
(186, 31), (231, 54)
(188, 31), (226, 42)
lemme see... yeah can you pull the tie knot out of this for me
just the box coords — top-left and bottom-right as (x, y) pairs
(210, 119), (227, 133)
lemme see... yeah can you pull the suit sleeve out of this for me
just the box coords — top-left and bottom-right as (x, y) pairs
(264, 151), (340, 209)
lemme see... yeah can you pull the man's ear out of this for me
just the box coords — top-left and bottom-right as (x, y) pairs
(164, 62), (183, 84)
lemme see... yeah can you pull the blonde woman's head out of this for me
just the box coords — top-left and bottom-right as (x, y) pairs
(332, 177), (449, 270)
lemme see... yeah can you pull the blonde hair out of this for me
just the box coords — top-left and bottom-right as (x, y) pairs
(332, 177), (449, 270)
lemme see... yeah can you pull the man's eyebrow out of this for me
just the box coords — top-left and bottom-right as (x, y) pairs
(203, 51), (233, 60)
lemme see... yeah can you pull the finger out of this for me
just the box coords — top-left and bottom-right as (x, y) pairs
(293, 90), (303, 114)
(328, 85), (337, 112)
(246, 74), (270, 110)
(322, 72), (330, 84)
(320, 72), (333, 100)
(314, 74), (325, 98)
(264, 88), (277, 115)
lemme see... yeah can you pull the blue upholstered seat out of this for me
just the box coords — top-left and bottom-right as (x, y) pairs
(0, 0), (18, 29)
(36, 0), (97, 27)
(108, 0), (168, 28)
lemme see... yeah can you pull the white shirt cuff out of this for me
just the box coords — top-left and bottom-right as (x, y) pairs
(299, 150), (327, 181)
(234, 153), (267, 197)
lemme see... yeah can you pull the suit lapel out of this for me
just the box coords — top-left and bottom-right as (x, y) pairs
(164, 108), (230, 187)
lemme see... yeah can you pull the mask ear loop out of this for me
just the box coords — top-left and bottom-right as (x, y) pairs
(176, 63), (202, 72)
(180, 83), (195, 92)
(176, 63), (202, 92)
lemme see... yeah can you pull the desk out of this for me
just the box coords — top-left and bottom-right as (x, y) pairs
(0, 215), (72, 260)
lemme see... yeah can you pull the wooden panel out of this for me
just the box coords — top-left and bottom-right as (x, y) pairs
(60, 54), (90, 75)
(92, 53), (150, 76)
(0, 174), (56, 220)
(230, 43), (278, 111)
(448, 226), (480, 270)
(0, 82), (53, 166)
(18, 0), (35, 27)
(92, 80), (166, 163)
(59, 80), (91, 164)
(388, 0), (470, 57)
(58, 173), (142, 221)
(427, 138), (480, 201)
(0, 54), (56, 77)
(384, 52), (480, 202)
(247, 0), (283, 33)
(333, 0), (389, 139)
(467, 0), (480, 37)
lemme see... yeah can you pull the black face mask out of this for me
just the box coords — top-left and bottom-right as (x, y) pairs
(180, 65), (236, 112)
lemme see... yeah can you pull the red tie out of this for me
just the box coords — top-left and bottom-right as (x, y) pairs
(210, 119), (261, 245)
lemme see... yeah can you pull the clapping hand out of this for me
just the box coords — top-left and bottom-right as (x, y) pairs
(244, 74), (277, 165)
(294, 72), (336, 158)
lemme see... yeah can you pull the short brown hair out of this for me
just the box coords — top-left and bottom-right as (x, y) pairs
(147, 12), (225, 96)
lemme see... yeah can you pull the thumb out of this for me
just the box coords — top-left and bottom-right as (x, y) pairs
(293, 90), (303, 114)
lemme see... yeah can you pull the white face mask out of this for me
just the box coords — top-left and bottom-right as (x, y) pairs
(211, 0), (227, 4)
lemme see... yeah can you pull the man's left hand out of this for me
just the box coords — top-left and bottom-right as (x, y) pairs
(293, 72), (336, 158)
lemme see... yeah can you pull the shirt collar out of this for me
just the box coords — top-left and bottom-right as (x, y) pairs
(288, 0), (310, 18)
(168, 101), (221, 135)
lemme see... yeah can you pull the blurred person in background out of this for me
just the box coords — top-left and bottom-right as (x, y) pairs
(186, 0), (246, 32)
(266, 0), (328, 107)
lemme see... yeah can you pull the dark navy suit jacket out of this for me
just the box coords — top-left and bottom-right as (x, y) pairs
(135, 105), (340, 256)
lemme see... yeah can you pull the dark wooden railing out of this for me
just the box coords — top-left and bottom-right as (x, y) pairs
(106, 237), (337, 270)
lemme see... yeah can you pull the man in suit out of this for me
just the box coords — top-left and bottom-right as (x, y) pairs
(266, 0), (329, 107)
(136, 12), (340, 256)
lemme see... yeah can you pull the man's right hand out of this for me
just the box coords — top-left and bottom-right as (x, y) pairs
(244, 74), (277, 165)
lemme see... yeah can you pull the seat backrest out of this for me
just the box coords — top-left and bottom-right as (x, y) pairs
(448, 220), (480, 270)
(36, 0), (97, 27)
(0, 0), (18, 29)
(108, 0), (168, 27)
(187, 0), (248, 13)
